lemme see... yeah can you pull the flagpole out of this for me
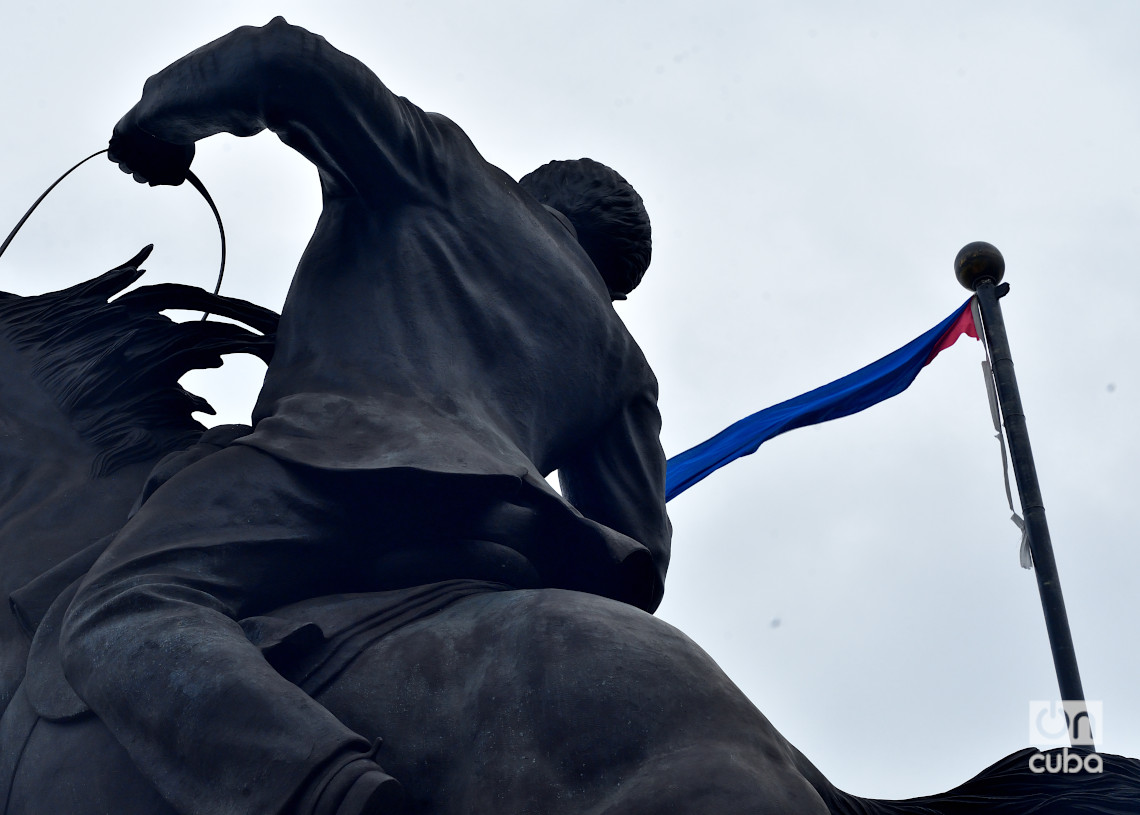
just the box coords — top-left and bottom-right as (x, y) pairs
(955, 241), (1092, 749)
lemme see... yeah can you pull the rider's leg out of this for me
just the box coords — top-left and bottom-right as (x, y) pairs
(60, 445), (402, 815)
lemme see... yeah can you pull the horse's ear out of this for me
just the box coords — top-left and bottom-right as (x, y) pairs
(118, 244), (154, 271)
(49, 245), (154, 304)
(71, 266), (145, 302)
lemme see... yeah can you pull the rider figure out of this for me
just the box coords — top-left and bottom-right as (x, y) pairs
(60, 17), (670, 815)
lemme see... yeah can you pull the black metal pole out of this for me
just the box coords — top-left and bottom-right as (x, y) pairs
(954, 241), (1092, 750)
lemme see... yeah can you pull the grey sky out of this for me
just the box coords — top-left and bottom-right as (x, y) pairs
(2, 0), (1137, 801)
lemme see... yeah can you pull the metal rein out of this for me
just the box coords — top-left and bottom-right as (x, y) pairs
(0, 148), (226, 317)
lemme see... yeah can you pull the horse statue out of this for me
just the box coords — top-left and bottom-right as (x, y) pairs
(0, 251), (1137, 814)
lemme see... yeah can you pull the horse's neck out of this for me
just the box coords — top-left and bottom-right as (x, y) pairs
(0, 335), (158, 626)
(0, 359), (115, 562)
(0, 457), (153, 589)
(0, 420), (154, 716)
(0, 329), (153, 539)
(0, 336), (174, 715)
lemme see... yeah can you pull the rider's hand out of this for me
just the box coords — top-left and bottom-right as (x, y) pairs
(108, 119), (195, 186)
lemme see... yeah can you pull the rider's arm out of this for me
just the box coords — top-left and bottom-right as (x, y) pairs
(112, 17), (437, 200)
(558, 384), (672, 613)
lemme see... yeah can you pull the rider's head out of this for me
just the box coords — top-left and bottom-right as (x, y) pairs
(519, 159), (651, 300)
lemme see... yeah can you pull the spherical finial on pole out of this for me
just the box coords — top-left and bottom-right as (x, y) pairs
(955, 241), (1005, 291)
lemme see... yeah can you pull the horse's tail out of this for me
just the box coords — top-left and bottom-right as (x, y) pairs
(798, 747), (1140, 815)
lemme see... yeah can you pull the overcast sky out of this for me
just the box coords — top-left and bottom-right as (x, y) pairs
(2, 0), (1138, 802)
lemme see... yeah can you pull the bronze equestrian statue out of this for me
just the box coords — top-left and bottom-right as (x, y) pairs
(1, 17), (1138, 815)
(77, 15), (669, 814)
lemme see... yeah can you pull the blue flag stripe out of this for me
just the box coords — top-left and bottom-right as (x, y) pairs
(664, 299), (975, 501)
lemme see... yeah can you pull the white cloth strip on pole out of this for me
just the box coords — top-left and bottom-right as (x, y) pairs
(973, 298), (1032, 569)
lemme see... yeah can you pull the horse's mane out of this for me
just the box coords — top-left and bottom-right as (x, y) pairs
(0, 246), (278, 476)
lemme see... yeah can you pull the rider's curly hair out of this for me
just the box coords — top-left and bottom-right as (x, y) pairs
(519, 158), (651, 297)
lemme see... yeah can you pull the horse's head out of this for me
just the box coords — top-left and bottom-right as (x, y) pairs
(0, 245), (277, 481)
(0, 246), (278, 707)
